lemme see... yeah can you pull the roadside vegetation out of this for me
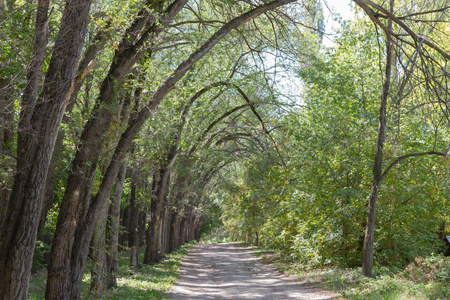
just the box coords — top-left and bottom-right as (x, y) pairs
(253, 248), (450, 300)
(28, 242), (195, 300)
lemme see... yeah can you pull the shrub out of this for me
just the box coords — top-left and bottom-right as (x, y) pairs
(405, 254), (450, 284)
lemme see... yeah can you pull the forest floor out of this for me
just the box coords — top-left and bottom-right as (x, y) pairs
(168, 243), (338, 299)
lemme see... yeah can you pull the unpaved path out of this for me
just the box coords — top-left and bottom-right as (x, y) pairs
(169, 243), (338, 299)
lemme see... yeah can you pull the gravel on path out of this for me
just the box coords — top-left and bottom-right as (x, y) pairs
(168, 243), (339, 300)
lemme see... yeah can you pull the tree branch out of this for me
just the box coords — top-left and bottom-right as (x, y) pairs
(380, 151), (448, 181)
(354, 0), (450, 60)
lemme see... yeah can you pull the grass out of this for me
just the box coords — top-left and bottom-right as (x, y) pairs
(251, 247), (450, 300)
(28, 242), (195, 299)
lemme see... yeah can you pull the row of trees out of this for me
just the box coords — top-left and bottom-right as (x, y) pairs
(0, 0), (303, 299)
(0, 0), (449, 299)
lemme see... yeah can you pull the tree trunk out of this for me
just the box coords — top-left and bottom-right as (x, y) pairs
(0, 0), (93, 298)
(362, 8), (394, 277)
(179, 217), (187, 245)
(143, 169), (166, 264)
(129, 181), (140, 268)
(120, 205), (131, 248)
(162, 207), (171, 254)
(90, 220), (109, 294)
(106, 160), (128, 288)
(89, 198), (111, 293)
(169, 212), (178, 252)
(38, 26), (109, 237)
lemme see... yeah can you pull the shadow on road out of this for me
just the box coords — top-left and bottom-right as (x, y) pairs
(169, 243), (338, 299)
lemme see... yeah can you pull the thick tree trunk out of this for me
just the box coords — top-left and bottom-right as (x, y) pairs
(362, 17), (393, 277)
(106, 160), (128, 288)
(38, 27), (109, 237)
(0, 0), (93, 298)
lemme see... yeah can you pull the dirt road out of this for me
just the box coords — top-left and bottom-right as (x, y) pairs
(169, 243), (338, 299)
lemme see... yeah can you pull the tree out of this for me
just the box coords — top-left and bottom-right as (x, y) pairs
(0, 0), (94, 298)
(353, 0), (450, 277)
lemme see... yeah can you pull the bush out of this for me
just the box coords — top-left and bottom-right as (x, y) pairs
(405, 254), (450, 284)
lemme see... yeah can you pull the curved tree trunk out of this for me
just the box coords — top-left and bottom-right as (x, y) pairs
(38, 27), (109, 237)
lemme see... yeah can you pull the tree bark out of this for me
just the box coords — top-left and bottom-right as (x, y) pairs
(143, 167), (168, 264)
(90, 211), (109, 294)
(106, 159), (128, 288)
(39, 26), (109, 237)
(362, 1), (394, 277)
(0, 0), (93, 298)
(169, 212), (180, 251)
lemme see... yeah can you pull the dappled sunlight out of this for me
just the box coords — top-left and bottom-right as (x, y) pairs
(169, 243), (337, 299)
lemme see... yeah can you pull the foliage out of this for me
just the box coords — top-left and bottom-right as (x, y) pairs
(253, 245), (450, 300)
(219, 14), (450, 272)
(28, 242), (195, 299)
(405, 255), (450, 284)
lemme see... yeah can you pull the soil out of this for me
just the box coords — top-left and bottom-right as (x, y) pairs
(168, 243), (339, 299)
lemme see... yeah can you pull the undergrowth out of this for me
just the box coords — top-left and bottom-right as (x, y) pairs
(252, 247), (450, 300)
(28, 241), (195, 299)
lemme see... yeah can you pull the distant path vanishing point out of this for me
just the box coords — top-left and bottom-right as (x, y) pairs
(169, 243), (338, 300)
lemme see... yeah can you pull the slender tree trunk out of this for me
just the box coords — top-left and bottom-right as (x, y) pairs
(169, 212), (178, 252)
(0, 0), (93, 298)
(179, 217), (187, 245)
(362, 5), (394, 276)
(90, 221), (108, 294)
(129, 181), (140, 268)
(120, 205), (131, 248)
(106, 160), (128, 288)
(162, 207), (171, 254)
(143, 169), (166, 264)
(90, 199), (111, 293)
(91, 92), (131, 292)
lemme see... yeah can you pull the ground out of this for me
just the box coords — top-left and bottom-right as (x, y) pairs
(168, 243), (338, 299)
